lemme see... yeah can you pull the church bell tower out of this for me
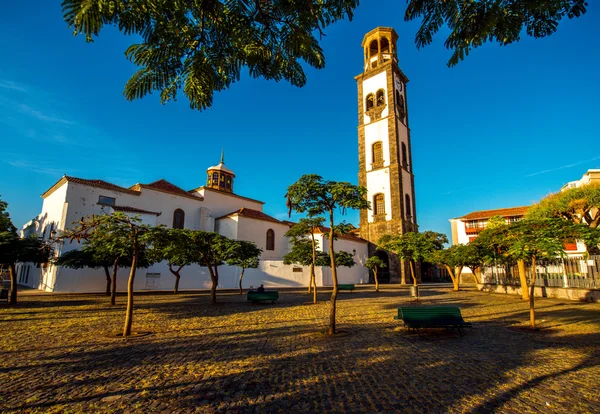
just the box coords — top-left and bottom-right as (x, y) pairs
(356, 27), (418, 283)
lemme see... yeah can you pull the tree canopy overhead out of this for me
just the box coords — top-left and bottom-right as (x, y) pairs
(405, 0), (588, 66)
(62, 0), (357, 110)
(63, 1), (587, 109)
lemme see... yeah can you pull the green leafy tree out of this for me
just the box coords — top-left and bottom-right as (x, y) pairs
(501, 218), (595, 329)
(0, 234), (52, 306)
(379, 231), (447, 286)
(284, 217), (325, 302)
(62, 1), (586, 109)
(226, 240), (262, 294)
(62, 213), (156, 337)
(150, 228), (198, 294)
(286, 174), (369, 335)
(190, 231), (235, 304)
(0, 196), (17, 234)
(62, 0), (357, 110)
(486, 215), (507, 230)
(405, 0), (589, 67)
(527, 182), (600, 254)
(364, 256), (386, 292)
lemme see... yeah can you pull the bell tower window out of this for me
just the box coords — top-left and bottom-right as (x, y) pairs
(401, 142), (408, 170)
(373, 193), (385, 221)
(366, 94), (374, 110)
(372, 141), (383, 169)
(376, 89), (385, 106)
(405, 195), (412, 221)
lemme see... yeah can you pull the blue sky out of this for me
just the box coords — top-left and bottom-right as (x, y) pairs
(1, 2), (599, 240)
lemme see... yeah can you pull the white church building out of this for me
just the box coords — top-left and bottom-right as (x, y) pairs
(17, 154), (369, 293)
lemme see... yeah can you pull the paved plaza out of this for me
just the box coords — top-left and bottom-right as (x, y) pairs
(1, 286), (599, 413)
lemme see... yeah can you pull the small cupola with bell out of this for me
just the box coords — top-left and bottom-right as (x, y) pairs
(206, 150), (235, 193)
(362, 27), (398, 72)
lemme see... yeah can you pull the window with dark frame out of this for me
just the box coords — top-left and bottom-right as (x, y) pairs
(98, 195), (116, 206)
(266, 229), (275, 251)
(401, 142), (408, 169)
(374, 193), (385, 216)
(372, 141), (383, 167)
(405, 194), (412, 220)
(173, 209), (185, 229)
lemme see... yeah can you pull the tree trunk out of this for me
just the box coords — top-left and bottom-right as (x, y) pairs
(400, 260), (407, 285)
(103, 266), (111, 296)
(409, 260), (417, 285)
(8, 263), (17, 306)
(111, 259), (118, 306)
(328, 210), (338, 335)
(444, 265), (459, 291)
(168, 264), (182, 294)
(310, 234), (316, 295)
(529, 256), (537, 329)
(122, 242), (138, 338)
(239, 268), (245, 294)
(517, 259), (529, 300)
(374, 268), (379, 292)
(207, 261), (218, 305)
(312, 272), (317, 304)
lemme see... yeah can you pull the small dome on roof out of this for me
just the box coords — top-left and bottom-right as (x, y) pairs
(207, 149), (235, 176)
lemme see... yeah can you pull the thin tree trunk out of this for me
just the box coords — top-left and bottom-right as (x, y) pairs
(328, 210), (338, 335)
(374, 268), (379, 292)
(517, 259), (529, 300)
(409, 260), (417, 285)
(168, 264), (182, 294)
(239, 268), (245, 294)
(207, 261), (218, 305)
(8, 263), (17, 306)
(103, 266), (111, 296)
(122, 242), (138, 337)
(111, 259), (118, 306)
(444, 265), (459, 291)
(310, 233), (317, 302)
(400, 260), (407, 285)
(529, 256), (537, 329)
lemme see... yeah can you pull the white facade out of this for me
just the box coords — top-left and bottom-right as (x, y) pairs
(18, 165), (369, 293)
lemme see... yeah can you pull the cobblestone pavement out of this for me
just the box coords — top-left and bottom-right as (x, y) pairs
(1, 286), (599, 413)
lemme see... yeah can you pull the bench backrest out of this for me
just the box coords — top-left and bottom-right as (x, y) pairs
(398, 306), (465, 323)
(247, 291), (279, 300)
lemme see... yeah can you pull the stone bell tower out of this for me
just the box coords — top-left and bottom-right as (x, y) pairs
(356, 27), (418, 283)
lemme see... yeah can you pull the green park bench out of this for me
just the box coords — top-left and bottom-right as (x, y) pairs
(247, 290), (279, 304)
(394, 306), (472, 336)
(338, 284), (355, 292)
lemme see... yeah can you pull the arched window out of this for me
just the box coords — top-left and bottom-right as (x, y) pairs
(372, 141), (383, 167)
(366, 94), (374, 110)
(381, 37), (390, 53)
(374, 193), (385, 216)
(173, 209), (185, 229)
(266, 229), (275, 251)
(369, 39), (378, 57)
(405, 195), (412, 221)
(376, 89), (385, 106)
(401, 142), (408, 169)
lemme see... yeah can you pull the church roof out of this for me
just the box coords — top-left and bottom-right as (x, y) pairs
(216, 208), (282, 224)
(313, 226), (367, 243)
(190, 186), (264, 204)
(42, 175), (140, 198)
(206, 162), (235, 176)
(112, 205), (161, 216)
(130, 179), (204, 201)
(457, 206), (530, 221)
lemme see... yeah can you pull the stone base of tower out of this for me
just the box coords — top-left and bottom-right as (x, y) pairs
(365, 242), (419, 285)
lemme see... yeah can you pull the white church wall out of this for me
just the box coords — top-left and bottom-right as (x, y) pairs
(318, 236), (369, 285)
(364, 118), (390, 172)
(362, 71), (389, 124)
(194, 188), (263, 221)
(135, 188), (204, 230)
(236, 217), (290, 260)
(215, 216), (238, 240)
(365, 168), (392, 223)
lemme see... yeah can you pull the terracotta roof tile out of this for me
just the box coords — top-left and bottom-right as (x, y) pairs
(216, 208), (283, 224)
(459, 206), (530, 221)
(42, 175), (140, 198)
(131, 179), (203, 201)
(112, 205), (161, 216)
(314, 226), (367, 243)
